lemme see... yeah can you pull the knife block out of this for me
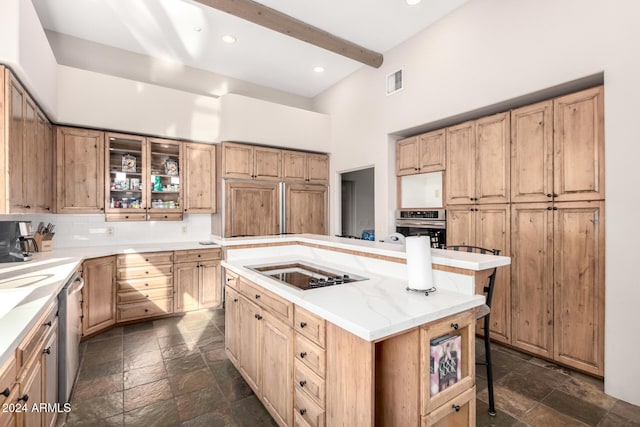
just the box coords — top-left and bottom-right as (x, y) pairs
(34, 232), (53, 252)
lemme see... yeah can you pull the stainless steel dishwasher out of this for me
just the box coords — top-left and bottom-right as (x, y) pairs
(58, 271), (84, 403)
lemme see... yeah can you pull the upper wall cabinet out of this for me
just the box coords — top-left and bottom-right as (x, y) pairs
(56, 127), (105, 213)
(396, 129), (445, 176)
(511, 86), (604, 204)
(1, 68), (54, 213)
(553, 86), (604, 202)
(282, 150), (329, 184)
(221, 142), (282, 181)
(446, 113), (510, 205)
(183, 143), (216, 214)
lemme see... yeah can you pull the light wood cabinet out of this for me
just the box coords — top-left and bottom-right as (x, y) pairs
(174, 249), (222, 312)
(41, 324), (58, 427)
(511, 86), (604, 204)
(238, 296), (262, 392)
(285, 184), (328, 235)
(116, 251), (175, 321)
(56, 127), (105, 213)
(222, 142), (282, 181)
(19, 354), (43, 427)
(261, 311), (293, 426)
(283, 151), (329, 184)
(82, 256), (116, 336)
(1, 68), (54, 214)
(183, 143), (216, 213)
(510, 201), (605, 375)
(225, 286), (241, 364)
(447, 204), (511, 344)
(553, 86), (605, 202)
(446, 113), (510, 205)
(396, 129), (445, 176)
(224, 181), (280, 237)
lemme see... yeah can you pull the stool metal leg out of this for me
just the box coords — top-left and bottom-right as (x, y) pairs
(484, 315), (496, 416)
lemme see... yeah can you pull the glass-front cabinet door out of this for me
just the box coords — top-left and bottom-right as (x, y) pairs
(105, 133), (147, 221)
(147, 138), (183, 221)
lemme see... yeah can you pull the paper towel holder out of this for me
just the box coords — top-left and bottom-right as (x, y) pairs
(406, 286), (437, 296)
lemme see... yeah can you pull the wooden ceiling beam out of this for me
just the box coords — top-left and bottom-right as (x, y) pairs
(194, 0), (384, 68)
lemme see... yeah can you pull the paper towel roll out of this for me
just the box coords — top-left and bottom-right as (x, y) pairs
(406, 236), (434, 291)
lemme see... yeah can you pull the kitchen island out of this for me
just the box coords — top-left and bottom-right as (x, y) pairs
(218, 235), (510, 426)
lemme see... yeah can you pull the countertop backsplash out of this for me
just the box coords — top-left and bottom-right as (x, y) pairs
(0, 213), (212, 248)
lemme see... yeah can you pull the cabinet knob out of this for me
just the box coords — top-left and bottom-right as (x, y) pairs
(144, 294), (149, 298)
(145, 283), (149, 287)
(254, 314), (262, 320)
(125, 216), (129, 219)
(255, 294), (261, 299)
(546, 193), (553, 197)
(45, 207), (51, 211)
(198, 254), (201, 258)
(145, 258), (149, 262)
(452, 404), (461, 412)
(144, 309), (149, 313)
(164, 215), (168, 219)
(233, 298), (238, 303)
(300, 352), (307, 358)
(299, 380), (307, 387)
(226, 277), (233, 282)
(553, 207), (558, 210)
(1, 388), (9, 397)
(547, 206), (553, 210)
(299, 409), (307, 416)
(44, 321), (52, 327)
(24, 205), (31, 209)
(43, 347), (51, 355)
(145, 271), (149, 274)
(451, 323), (459, 330)
(100, 207), (104, 211)
(553, 193), (559, 197)
(300, 322), (307, 328)
(17, 394), (29, 403)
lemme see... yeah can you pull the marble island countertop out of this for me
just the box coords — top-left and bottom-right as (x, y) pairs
(222, 254), (486, 342)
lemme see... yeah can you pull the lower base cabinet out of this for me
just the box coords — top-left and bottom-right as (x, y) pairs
(224, 272), (478, 427)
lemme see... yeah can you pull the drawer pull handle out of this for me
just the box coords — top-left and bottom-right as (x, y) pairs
(254, 314), (263, 320)
(299, 380), (307, 387)
(1, 388), (9, 397)
(452, 404), (461, 412)
(451, 323), (459, 330)
(43, 347), (51, 355)
(44, 321), (52, 327)
(300, 352), (307, 359)
(300, 322), (307, 328)
(255, 294), (261, 299)
(18, 394), (29, 403)
(226, 277), (234, 282)
(299, 409), (307, 416)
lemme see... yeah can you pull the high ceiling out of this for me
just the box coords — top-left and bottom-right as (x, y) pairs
(31, 0), (467, 99)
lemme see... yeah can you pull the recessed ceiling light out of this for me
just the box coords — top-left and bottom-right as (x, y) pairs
(406, 0), (422, 5)
(193, 27), (202, 32)
(222, 34), (237, 44)
(313, 66), (325, 73)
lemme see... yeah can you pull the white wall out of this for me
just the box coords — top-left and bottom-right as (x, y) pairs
(313, 0), (640, 405)
(56, 66), (221, 143)
(219, 93), (330, 151)
(0, 0), (57, 117)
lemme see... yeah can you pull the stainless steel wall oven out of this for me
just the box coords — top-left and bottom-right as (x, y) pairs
(395, 209), (446, 249)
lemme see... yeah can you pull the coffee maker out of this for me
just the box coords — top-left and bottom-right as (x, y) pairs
(0, 221), (38, 263)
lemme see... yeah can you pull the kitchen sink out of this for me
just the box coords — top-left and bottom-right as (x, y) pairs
(246, 261), (368, 291)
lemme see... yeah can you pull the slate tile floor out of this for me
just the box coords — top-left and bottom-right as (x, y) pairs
(59, 309), (640, 427)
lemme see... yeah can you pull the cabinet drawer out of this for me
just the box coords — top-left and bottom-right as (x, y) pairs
(117, 298), (173, 322)
(239, 279), (292, 324)
(106, 213), (147, 222)
(174, 249), (221, 263)
(422, 386), (475, 426)
(17, 302), (57, 369)
(294, 359), (325, 407)
(116, 276), (172, 292)
(294, 389), (325, 427)
(224, 270), (239, 290)
(294, 335), (325, 378)
(0, 356), (16, 406)
(116, 264), (173, 280)
(295, 306), (326, 348)
(147, 212), (183, 221)
(116, 252), (174, 268)
(117, 287), (173, 304)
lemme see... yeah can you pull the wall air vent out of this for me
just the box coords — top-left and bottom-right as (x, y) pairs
(386, 69), (403, 95)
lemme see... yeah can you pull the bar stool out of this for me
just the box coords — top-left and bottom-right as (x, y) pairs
(448, 245), (500, 417)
